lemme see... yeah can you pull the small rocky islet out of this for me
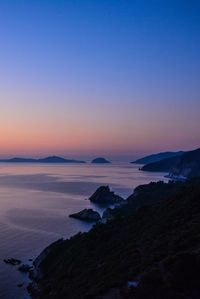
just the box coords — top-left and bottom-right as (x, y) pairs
(88, 185), (124, 204)
(69, 186), (125, 223)
(91, 157), (111, 164)
(69, 209), (101, 221)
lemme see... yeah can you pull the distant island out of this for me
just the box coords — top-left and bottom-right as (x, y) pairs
(131, 151), (184, 164)
(0, 156), (86, 164)
(91, 157), (111, 164)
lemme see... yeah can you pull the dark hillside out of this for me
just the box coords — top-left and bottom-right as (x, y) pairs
(31, 178), (200, 299)
(170, 148), (200, 178)
(131, 151), (184, 164)
(141, 148), (200, 179)
(141, 156), (181, 172)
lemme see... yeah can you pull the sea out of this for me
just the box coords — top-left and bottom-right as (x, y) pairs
(0, 162), (167, 299)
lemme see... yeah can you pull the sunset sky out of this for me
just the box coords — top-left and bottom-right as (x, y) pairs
(0, 0), (200, 159)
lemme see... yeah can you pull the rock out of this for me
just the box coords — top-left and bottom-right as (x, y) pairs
(4, 258), (21, 266)
(18, 264), (33, 273)
(17, 283), (24, 288)
(102, 208), (115, 222)
(69, 209), (101, 221)
(89, 186), (124, 204)
(91, 157), (110, 164)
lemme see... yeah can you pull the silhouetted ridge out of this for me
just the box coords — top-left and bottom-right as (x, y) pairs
(91, 157), (110, 164)
(170, 148), (200, 178)
(131, 151), (184, 164)
(141, 148), (200, 179)
(141, 156), (181, 172)
(0, 156), (85, 164)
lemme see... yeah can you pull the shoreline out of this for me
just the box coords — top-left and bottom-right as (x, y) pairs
(27, 177), (200, 299)
(0, 164), (172, 299)
(26, 178), (176, 297)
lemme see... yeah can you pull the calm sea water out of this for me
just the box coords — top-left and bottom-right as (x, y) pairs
(0, 163), (167, 299)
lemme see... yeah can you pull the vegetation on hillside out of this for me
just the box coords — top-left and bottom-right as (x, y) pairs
(31, 177), (200, 299)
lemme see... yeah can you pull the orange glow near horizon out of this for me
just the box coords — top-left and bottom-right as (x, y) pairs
(1, 88), (199, 158)
(1, 88), (200, 158)
(1, 111), (199, 158)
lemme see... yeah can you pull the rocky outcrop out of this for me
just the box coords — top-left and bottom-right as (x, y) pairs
(69, 209), (101, 221)
(3, 258), (21, 266)
(91, 157), (110, 164)
(18, 264), (33, 273)
(89, 186), (124, 204)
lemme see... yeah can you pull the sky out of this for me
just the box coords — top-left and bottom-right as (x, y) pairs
(0, 0), (200, 160)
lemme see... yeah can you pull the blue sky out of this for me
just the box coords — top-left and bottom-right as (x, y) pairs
(0, 0), (200, 159)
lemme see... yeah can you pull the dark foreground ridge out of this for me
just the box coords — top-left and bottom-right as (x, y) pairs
(30, 177), (200, 299)
(0, 156), (86, 164)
